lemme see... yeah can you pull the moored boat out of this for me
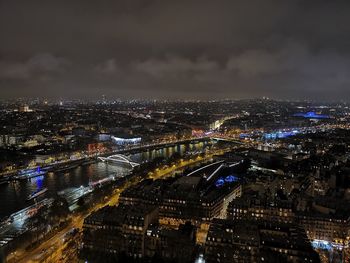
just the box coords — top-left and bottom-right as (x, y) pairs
(27, 188), (48, 201)
(15, 167), (47, 181)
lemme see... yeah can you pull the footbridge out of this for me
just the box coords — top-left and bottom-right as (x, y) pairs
(98, 154), (140, 168)
(210, 136), (245, 145)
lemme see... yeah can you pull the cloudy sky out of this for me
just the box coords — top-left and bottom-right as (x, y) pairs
(1, 0), (350, 100)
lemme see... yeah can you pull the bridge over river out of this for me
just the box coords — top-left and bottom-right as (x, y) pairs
(98, 154), (140, 168)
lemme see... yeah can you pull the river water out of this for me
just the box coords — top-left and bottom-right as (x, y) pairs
(0, 140), (212, 219)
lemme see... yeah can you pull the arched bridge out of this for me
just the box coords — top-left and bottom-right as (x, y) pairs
(98, 154), (140, 168)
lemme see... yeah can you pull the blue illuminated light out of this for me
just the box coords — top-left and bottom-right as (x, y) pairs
(215, 175), (238, 187)
(31, 175), (44, 189)
(264, 130), (300, 140)
(215, 178), (225, 188)
(293, 111), (329, 119)
(225, 175), (238, 183)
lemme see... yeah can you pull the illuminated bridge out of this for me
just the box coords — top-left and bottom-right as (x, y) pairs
(98, 154), (140, 168)
(210, 135), (245, 144)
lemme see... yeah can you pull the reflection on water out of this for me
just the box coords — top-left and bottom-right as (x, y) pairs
(0, 140), (211, 218)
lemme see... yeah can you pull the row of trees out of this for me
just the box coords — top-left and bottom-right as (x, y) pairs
(24, 196), (70, 247)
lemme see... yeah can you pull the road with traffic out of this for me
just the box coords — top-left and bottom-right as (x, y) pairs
(8, 147), (230, 263)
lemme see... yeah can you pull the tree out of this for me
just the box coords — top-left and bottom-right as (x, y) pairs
(48, 197), (70, 222)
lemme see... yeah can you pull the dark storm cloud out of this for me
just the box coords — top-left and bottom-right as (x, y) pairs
(0, 0), (350, 100)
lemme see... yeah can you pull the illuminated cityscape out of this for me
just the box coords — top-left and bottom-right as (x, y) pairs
(0, 99), (349, 262)
(1, 1), (350, 263)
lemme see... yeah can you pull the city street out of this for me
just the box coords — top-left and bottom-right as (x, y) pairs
(7, 147), (227, 262)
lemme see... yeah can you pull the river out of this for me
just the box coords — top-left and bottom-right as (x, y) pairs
(0, 140), (213, 219)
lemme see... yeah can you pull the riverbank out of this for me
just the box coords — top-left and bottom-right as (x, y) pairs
(0, 137), (211, 181)
(6, 146), (227, 263)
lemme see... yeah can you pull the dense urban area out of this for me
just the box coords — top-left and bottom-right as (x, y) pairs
(0, 98), (349, 262)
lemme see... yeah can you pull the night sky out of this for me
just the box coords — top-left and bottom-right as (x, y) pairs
(1, 1), (350, 100)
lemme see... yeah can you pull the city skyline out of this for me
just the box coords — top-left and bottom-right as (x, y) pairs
(1, 92), (350, 262)
(1, 2), (350, 262)
(1, 1), (350, 100)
